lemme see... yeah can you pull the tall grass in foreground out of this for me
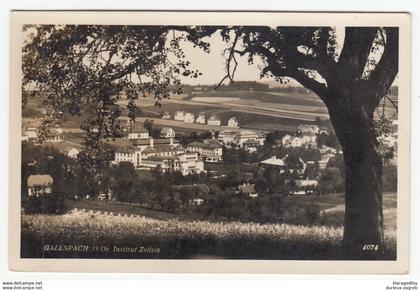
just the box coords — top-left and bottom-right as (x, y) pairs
(21, 210), (397, 260)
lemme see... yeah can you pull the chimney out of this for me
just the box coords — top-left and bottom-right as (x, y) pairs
(170, 137), (174, 146)
(149, 137), (154, 148)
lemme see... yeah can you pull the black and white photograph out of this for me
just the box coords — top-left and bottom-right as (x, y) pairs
(8, 11), (411, 273)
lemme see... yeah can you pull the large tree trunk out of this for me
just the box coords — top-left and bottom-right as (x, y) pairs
(327, 96), (385, 259)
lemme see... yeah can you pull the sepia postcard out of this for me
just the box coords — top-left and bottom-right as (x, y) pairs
(9, 11), (411, 274)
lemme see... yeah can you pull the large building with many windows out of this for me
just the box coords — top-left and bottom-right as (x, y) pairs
(218, 129), (265, 149)
(112, 137), (204, 175)
(187, 139), (223, 162)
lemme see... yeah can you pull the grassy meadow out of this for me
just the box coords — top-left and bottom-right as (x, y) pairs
(21, 207), (396, 260)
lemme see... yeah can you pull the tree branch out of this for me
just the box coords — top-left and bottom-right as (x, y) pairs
(337, 27), (379, 83)
(362, 27), (399, 114)
(215, 33), (240, 89)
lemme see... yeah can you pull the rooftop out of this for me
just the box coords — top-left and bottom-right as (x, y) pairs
(260, 156), (286, 166)
(27, 174), (53, 187)
(142, 145), (184, 154)
(147, 155), (179, 162)
(115, 146), (136, 154)
(243, 139), (260, 145)
(131, 126), (149, 133)
(188, 141), (222, 149)
(238, 183), (256, 194)
(132, 138), (179, 146)
(160, 127), (173, 134)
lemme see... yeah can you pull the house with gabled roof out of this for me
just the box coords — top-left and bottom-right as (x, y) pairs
(128, 126), (149, 140)
(187, 140), (223, 162)
(174, 111), (186, 121)
(195, 113), (206, 124)
(160, 127), (176, 138)
(227, 117), (239, 128)
(27, 174), (53, 197)
(184, 112), (195, 123)
(207, 115), (221, 126)
(161, 111), (171, 119)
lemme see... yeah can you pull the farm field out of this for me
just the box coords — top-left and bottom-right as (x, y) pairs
(22, 88), (330, 135)
(116, 89), (329, 129)
(64, 191), (397, 230)
(187, 90), (326, 107)
(20, 211), (396, 259)
(285, 192), (397, 230)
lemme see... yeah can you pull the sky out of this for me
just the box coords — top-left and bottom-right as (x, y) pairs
(23, 26), (396, 88)
(175, 33), (271, 86)
(174, 27), (346, 86)
(174, 27), (397, 87)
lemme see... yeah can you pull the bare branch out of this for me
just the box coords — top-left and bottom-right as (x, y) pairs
(215, 32), (240, 89)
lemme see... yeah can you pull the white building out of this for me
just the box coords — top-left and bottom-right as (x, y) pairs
(22, 127), (38, 143)
(160, 127), (176, 138)
(295, 179), (319, 188)
(260, 156), (287, 173)
(207, 115), (221, 126)
(46, 132), (63, 143)
(27, 175), (53, 197)
(131, 137), (179, 152)
(282, 134), (316, 148)
(174, 111), (186, 121)
(187, 140), (223, 162)
(218, 129), (265, 148)
(319, 145), (337, 155)
(161, 111), (171, 119)
(319, 153), (336, 169)
(380, 134), (397, 148)
(236, 183), (257, 197)
(281, 135), (293, 147)
(298, 124), (320, 135)
(301, 133), (317, 147)
(184, 112), (195, 123)
(141, 144), (185, 159)
(114, 148), (136, 164)
(177, 152), (205, 175)
(128, 127), (149, 140)
(227, 117), (239, 128)
(113, 137), (204, 175)
(319, 127), (329, 135)
(218, 130), (238, 146)
(242, 139), (260, 153)
(290, 137), (303, 147)
(260, 155), (307, 175)
(260, 156), (286, 167)
(68, 148), (80, 159)
(195, 113), (206, 124)
(138, 152), (204, 175)
(235, 130), (265, 147)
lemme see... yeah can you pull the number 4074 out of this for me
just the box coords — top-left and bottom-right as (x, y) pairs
(362, 244), (379, 251)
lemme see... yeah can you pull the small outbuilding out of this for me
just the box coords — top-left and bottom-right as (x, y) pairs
(27, 174), (53, 197)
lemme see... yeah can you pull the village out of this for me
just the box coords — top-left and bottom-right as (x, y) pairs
(22, 104), (398, 212)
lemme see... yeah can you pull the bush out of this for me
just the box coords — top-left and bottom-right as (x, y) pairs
(304, 203), (321, 225)
(318, 167), (343, 194)
(23, 194), (67, 215)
